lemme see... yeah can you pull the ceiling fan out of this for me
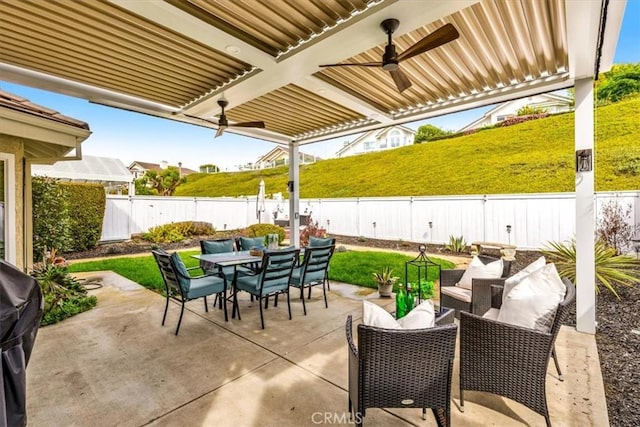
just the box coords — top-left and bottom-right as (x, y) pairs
(186, 96), (265, 138)
(319, 19), (459, 93)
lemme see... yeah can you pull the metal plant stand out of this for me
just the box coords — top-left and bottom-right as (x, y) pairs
(405, 244), (441, 304)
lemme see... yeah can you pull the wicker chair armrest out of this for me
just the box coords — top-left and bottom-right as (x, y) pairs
(470, 278), (506, 316)
(440, 269), (465, 287)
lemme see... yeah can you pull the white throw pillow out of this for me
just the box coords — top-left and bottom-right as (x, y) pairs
(397, 299), (436, 329)
(457, 256), (503, 290)
(362, 300), (435, 330)
(502, 256), (546, 304)
(497, 263), (566, 332)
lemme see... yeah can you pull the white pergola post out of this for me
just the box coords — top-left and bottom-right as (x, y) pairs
(288, 142), (300, 248)
(574, 77), (596, 334)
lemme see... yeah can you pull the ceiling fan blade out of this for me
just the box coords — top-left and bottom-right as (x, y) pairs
(232, 121), (265, 128)
(215, 127), (225, 138)
(397, 23), (459, 63)
(319, 62), (382, 68)
(389, 68), (412, 92)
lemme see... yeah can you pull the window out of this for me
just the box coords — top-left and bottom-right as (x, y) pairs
(363, 141), (375, 151)
(496, 114), (514, 122)
(389, 130), (401, 147)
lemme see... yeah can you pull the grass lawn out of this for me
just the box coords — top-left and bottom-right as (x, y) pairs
(67, 249), (455, 293)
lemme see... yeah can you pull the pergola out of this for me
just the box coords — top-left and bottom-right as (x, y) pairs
(0, 0), (626, 333)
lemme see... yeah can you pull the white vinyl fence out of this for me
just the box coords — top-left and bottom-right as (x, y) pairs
(101, 192), (640, 250)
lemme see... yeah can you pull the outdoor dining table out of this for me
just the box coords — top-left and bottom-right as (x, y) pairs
(191, 251), (263, 316)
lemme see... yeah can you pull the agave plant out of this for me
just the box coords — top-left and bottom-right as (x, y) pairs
(541, 238), (640, 298)
(445, 235), (467, 253)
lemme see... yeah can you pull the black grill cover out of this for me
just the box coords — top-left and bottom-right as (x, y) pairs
(0, 260), (43, 427)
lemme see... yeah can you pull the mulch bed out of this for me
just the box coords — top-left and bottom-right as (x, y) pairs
(66, 234), (638, 426)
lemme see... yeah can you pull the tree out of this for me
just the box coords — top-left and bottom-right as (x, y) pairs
(135, 167), (186, 196)
(199, 163), (220, 173)
(596, 63), (640, 103)
(414, 124), (451, 143)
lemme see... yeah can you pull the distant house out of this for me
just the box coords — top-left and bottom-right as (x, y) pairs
(32, 156), (134, 194)
(239, 146), (319, 170)
(458, 93), (573, 132)
(336, 125), (416, 158)
(128, 160), (197, 179)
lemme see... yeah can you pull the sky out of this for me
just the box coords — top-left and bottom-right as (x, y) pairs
(1, 1), (638, 172)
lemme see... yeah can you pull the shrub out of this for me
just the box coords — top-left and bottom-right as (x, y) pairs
(242, 223), (286, 243)
(61, 182), (106, 251)
(299, 216), (327, 247)
(31, 250), (97, 326)
(596, 201), (638, 255)
(517, 105), (548, 116)
(497, 113), (548, 127)
(143, 224), (185, 243)
(32, 176), (73, 259)
(445, 235), (466, 253)
(142, 221), (216, 243)
(541, 238), (640, 298)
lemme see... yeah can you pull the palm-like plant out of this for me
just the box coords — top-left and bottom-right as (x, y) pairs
(541, 239), (640, 298)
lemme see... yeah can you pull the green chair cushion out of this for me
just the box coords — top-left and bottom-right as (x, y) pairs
(239, 236), (265, 250)
(187, 275), (225, 299)
(202, 239), (234, 254)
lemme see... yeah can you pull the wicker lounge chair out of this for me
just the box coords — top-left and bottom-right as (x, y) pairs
(439, 255), (512, 318)
(346, 315), (457, 426)
(459, 278), (576, 427)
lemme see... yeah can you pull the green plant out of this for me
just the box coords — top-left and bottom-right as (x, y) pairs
(418, 279), (435, 299)
(61, 182), (106, 251)
(372, 266), (399, 287)
(243, 223), (286, 243)
(143, 224), (185, 243)
(32, 176), (73, 259)
(596, 201), (638, 255)
(135, 166), (186, 196)
(31, 249), (97, 326)
(445, 235), (467, 253)
(541, 238), (640, 298)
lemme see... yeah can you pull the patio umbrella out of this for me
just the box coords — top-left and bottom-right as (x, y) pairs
(0, 260), (43, 426)
(256, 179), (266, 224)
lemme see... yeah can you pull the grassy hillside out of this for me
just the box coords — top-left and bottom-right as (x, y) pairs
(175, 97), (640, 198)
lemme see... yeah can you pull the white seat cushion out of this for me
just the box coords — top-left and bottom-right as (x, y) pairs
(457, 256), (503, 290)
(502, 256), (546, 304)
(362, 300), (435, 329)
(497, 263), (566, 332)
(482, 308), (500, 321)
(440, 285), (472, 303)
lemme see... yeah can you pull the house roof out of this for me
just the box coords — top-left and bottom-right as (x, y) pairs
(0, 89), (89, 130)
(31, 155), (133, 185)
(129, 161), (198, 175)
(336, 124), (416, 156)
(0, 1), (623, 147)
(0, 89), (91, 159)
(256, 146), (318, 164)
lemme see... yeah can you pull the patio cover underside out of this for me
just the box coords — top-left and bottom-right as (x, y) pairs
(0, 0), (623, 145)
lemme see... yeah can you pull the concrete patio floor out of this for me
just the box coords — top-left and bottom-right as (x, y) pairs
(26, 271), (609, 427)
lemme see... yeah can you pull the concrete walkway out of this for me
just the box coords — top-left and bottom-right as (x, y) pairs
(26, 272), (608, 427)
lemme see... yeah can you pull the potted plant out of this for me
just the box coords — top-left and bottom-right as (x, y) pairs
(373, 266), (398, 297)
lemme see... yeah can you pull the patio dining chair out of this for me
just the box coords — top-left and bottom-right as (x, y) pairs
(152, 249), (228, 335)
(232, 247), (299, 329)
(308, 236), (336, 291)
(459, 278), (575, 427)
(345, 315), (457, 427)
(289, 244), (334, 315)
(439, 255), (512, 318)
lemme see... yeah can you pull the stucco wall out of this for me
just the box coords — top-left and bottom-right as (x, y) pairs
(0, 136), (25, 269)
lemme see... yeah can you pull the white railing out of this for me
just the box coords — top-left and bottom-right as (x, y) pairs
(101, 192), (640, 250)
